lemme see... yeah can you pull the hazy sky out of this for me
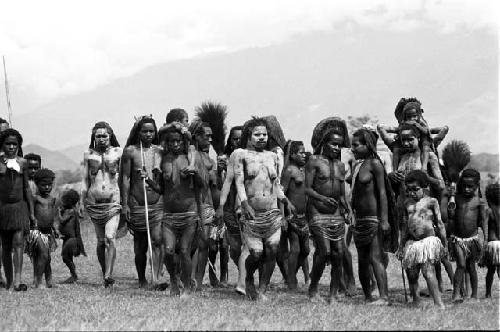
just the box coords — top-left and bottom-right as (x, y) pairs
(0, 0), (498, 113)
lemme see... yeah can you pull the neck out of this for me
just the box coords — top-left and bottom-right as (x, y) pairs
(140, 141), (152, 148)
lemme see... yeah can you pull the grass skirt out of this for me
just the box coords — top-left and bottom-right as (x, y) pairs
(86, 201), (121, 226)
(449, 234), (481, 262)
(241, 209), (282, 239)
(128, 200), (163, 234)
(0, 200), (29, 232)
(482, 241), (500, 266)
(353, 216), (379, 248)
(163, 211), (199, 235)
(202, 204), (216, 225)
(25, 229), (57, 259)
(309, 214), (345, 242)
(402, 236), (444, 269)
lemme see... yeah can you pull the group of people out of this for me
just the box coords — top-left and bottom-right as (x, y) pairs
(0, 97), (498, 308)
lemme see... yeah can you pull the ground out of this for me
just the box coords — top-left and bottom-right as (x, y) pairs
(1, 221), (498, 331)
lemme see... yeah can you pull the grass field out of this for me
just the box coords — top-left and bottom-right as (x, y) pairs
(0, 220), (498, 331)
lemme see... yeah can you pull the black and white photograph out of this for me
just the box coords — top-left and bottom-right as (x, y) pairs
(0, 0), (498, 330)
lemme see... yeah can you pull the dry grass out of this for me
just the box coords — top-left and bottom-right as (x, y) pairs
(1, 221), (498, 331)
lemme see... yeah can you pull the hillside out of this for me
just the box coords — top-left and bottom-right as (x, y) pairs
(14, 27), (497, 155)
(469, 152), (499, 173)
(23, 144), (79, 171)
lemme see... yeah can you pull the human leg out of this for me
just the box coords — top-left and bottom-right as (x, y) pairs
(12, 230), (27, 291)
(93, 223), (106, 277)
(179, 224), (197, 297)
(260, 229), (281, 295)
(309, 233), (330, 300)
(406, 266), (421, 305)
(452, 244), (466, 302)
(163, 225), (179, 296)
(61, 238), (78, 283)
(195, 225), (210, 289)
(369, 232), (389, 303)
(329, 239), (344, 302)
(219, 236), (229, 285)
(133, 232), (148, 287)
(422, 262), (445, 308)
(287, 230), (301, 290)
(244, 234), (264, 300)
(103, 215), (119, 286)
(466, 259), (478, 299)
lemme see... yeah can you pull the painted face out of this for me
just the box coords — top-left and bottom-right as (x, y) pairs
(230, 130), (242, 150)
(250, 126), (268, 151)
(0, 123), (9, 132)
(139, 122), (155, 146)
(166, 132), (184, 155)
(291, 145), (306, 166)
(400, 129), (418, 151)
(406, 181), (425, 200)
(94, 128), (111, 150)
(322, 133), (343, 159)
(196, 126), (212, 152)
(36, 179), (54, 197)
(351, 135), (368, 160)
(404, 108), (419, 122)
(2, 135), (18, 158)
(27, 159), (41, 179)
(461, 177), (479, 198)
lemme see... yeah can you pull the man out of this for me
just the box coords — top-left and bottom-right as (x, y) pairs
(24, 153), (42, 195)
(149, 123), (206, 297)
(121, 116), (164, 288)
(233, 117), (294, 301)
(82, 121), (122, 288)
(305, 117), (353, 303)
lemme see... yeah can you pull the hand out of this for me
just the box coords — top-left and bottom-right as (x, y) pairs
(380, 220), (390, 234)
(388, 171), (404, 184)
(321, 196), (338, 210)
(285, 200), (296, 218)
(136, 168), (147, 179)
(241, 200), (255, 220)
(396, 246), (404, 261)
(122, 205), (130, 221)
(346, 211), (354, 225)
(215, 205), (224, 221)
(77, 202), (85, 218)
(281, 219), (288, 232)
(181, 165), (197, 177)
(217, 156), (227, 171)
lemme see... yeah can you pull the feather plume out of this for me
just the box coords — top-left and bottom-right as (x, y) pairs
(193, 101), (228, 155)
(263, 115), (286, 150)
(442, 140), (471, 182)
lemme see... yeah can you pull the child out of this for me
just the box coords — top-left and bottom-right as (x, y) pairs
(59, 189), (87, 284)
(26, 168), (57, 288)
(448, 169), (487, 302)
(481, 183), (500, 298)
(399, 170), (447, 308)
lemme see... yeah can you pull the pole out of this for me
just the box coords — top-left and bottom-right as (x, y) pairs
(2, 56), (13, 127)
(140, 140), (156, 283)
(401, 262), (408, 302)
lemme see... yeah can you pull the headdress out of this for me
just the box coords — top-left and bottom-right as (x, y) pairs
(192, 101), (228, 154)
(311, 117), (350, 154)
(125, 115), (158, 147)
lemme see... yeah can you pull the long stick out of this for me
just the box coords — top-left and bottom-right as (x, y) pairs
(140, 140), (155, 283)
(2, 56), (13, 127)
(401, 262), (408, 302)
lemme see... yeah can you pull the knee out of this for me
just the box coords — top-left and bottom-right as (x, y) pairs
(178, 248), (190, 259)
(248, 249), (263, 261)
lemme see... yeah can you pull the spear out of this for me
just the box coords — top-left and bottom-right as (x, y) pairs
(2, 56), (13, 127)
(140, 140), (156, 283)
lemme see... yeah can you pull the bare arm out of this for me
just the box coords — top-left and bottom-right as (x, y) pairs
(479, 200), (488, 244)
(281, 166), (292, 195)
(218, 153), (236, 208)
(233, 150), (248, 203)
(120, 147), (133, 210)
(22, 161), (35, 224)
(372, 159), (389, 229)
(432, 198), (447, 246)
(431, 125), (449, 148)
(81, 151), (90, 205)
(304, 160), (325, 202)
(377, 124), (396, 149)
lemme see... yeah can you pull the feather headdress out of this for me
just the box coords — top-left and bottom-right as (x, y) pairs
(192, 101), (228, 155)
(262, 115), (286, 150)
(311, 117), (350, 154)
(442, 140), (471, 183)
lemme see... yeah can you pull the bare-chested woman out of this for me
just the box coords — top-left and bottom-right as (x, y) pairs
(233, 117), (294, 301)
(82, 121), (122, 287)
(121, 116), (164, 288)
(351, 128), (397, 305)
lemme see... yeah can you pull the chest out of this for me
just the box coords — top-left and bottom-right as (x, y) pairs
(243, 152), (277, 181)
(88, 150), (120, 174)
(315, 159), (343, 181)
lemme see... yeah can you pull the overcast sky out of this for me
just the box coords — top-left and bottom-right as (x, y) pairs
(0, 0), (498, 113)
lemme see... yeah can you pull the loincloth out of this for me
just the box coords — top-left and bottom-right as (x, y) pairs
(449, 234), (481, 262)
(289, 214), (309, 237)
(202, 204), (216, 225)
(402, 236), (444, 269)
(482, 241), (500, 266)
(241, 208), (282, 239)
(209, 223), (226, 241)
(223, 212), (240, 237)
(128, 200), (164, 234)
(25, 229), (57, 259)
(353, 216), (379, 248)
(309, 214), (345, 242)
(0, 200), (30, 232)
(86, 201), (121, 226)
(163, 211), (199, 234)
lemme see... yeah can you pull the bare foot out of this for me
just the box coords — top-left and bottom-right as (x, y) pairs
(104, 277), (115, 288)
(309, 292), (325, 304)
(61, 276), (77, 284)
(235, 286), (246, 296)
(170, 283), (180, 296)
(180, 289), (192, 299)
(138, 279), (148, 289)
(256, 292), (269, 302)
(369, 298), (389, 306)
(246, 280), (258, 301)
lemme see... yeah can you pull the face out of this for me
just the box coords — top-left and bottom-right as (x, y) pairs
(291, 145), (306, 166)
(404, 108), (420, 122)
(351, 135), (368, 160)
(27, 159), (41, 179)
(0, 123), (8, 132)
(230, 130), (242, 150)
(400, 129), (418, 151)
(461, 177), (479, 198)
(323, 133), (343, 159)
(406, 181), (425, 200)
(139, 122), (155, 146)
(180, 114), (189, 127)
(166, 132), (184, 155)
(94, 128), (110, 150)
(250, 126), (268, 151)
(196, 127), (212, 152)
(2, 135), (19, 157)
(37, 179), (53, 197)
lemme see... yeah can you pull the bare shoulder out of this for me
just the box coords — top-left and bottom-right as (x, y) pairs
(368, 158), (384, 170)
(123, 145), (136, 156)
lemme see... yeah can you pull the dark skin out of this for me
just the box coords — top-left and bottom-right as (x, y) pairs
(27, 159), (41, 180)
(351, 134), (390, 305)
(305, 133), (352, 303)
(448, 177), (487, 301)
(485, 202), (499, 298)
(121, 122), (164, 288)
(148, 130), (205, 297)
(0, 135), (35, 291)
(282, 144), (310, 290)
